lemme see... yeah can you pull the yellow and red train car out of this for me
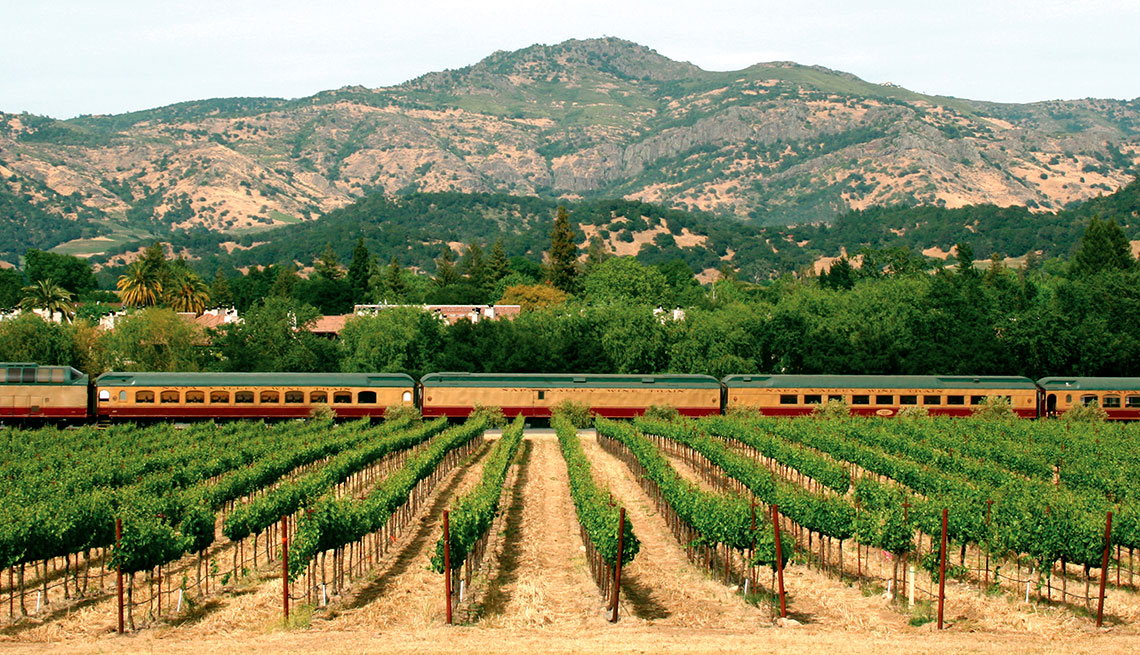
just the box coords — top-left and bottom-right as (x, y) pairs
(419, 373), (722, 419)
(722, 374), (1040, 418)
(1038, 377), (1140, 419)
(95, 372), (415, 420)
(0, 362), (89, 420)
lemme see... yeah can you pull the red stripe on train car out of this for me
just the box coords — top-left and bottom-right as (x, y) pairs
(0, 407), (87, 418)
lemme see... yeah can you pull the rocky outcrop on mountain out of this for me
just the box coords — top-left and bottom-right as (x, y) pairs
(0, 37), (1137, 258)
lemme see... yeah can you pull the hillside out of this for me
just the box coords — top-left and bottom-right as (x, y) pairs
(1, 37), (1139, 261)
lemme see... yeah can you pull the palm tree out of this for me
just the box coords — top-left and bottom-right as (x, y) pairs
(19, 279), (75, 322)
(167, 271), (210, 314)
(117, 261), (162, 307)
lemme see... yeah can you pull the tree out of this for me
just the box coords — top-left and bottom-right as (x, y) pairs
(100, 308), (203, 372)
(546, 206), (579, 293)
(0, 312), (77, 366)
(1070, 216), (1135, 277)
(584, 235), (609, 273)
(314, 243), (344, 280)
(460, 243), (488, 290)
(167, 269), (211, 314)
(499, 284), (569, 311)
(212, 296), (339, 372)
(434, 247), (459, 288)
(138, 242), (173, 290)
(347, 237), (372, 299)
(19, 279), (75, 322)
(378, 256), (408, 303)
(24, 249), (97, 295)
(821, 257), (855, 290)
(338, 307), (444, 378)
(583, 257), (670, 306)
(117, 261), (162, 307)
(487, 240), (509, 284)
(210, 269), (234, 307)
(0, 268), (23, 308)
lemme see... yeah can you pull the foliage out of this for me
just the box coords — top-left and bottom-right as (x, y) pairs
(811, 399), (850, 419)
(99, 307), (204, 372)
(211, 296), (338, 372)
(1060, 401), (1108, 422)
(24, 249), (98, 295)
(383, 403), (422, 424)
(498, 283), (568, 310)
(583, 256), (670, 306)
(553, 415), (639, 566)
(643, 404), (679, 421)
(308, 404), (336, 421)
(19, 278), (75, 321)
(551, 399), (593, 428)
(895, 405), (930, 418)
(431, 417), (524, 571)
(338, 308), (444, 378)
(970, 396), (1016, 421)
(0, 312), (78, 366)
(547, 206), (579, 293)
(469, 403), (507, 429)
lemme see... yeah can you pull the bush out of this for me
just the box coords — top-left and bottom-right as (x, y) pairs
(1061, 402), (1108, 422)
(644, 405), (679, 421)
(470, 403), (507, 429)
(971, 396), (1016, 421)
(896, 405), (930, 419)
(551, 399), (593, 428)
(726, 405), (765, 419)
(308, 404), (335, 422)
(811, 399), (850, 419)
(384, 403), (421, 424)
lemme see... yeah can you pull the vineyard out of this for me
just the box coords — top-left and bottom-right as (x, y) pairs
(2, 415), (1140, 654)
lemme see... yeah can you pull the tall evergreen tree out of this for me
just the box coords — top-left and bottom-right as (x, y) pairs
(487, 239), (509, 284)
(461, 242), (488, 289)
(383, 256), (408, 302)
(210, 269), (234, 307)
(347, 237), (372, 298)
(547, 206), (579, 293)
(434, 247), (459, 288)
(584, 234), (609, 273)
(314, 243), (344, 280)
(1071, 216), (1134, 276)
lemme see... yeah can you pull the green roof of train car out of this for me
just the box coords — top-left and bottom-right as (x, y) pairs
(722, 374), (1037, 390)
(96, 372), (414, 387)
(1037, 377), (1140, 391)
(420, 372), (721, 389)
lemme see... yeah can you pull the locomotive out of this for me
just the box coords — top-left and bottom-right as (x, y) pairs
(1, 362), (1138, 422)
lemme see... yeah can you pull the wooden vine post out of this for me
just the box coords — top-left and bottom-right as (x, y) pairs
(772, 504), (787, 619)
(1097, 511), (1113, 628)
(937, 508), (948, 630)
(115, 518), (124, 635)
(610, 508), (626, 623)
(443, 510), (452, 625)
(281, 515), (289, 622)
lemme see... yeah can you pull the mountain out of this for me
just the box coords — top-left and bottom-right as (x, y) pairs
(1, 37), (1138, 261)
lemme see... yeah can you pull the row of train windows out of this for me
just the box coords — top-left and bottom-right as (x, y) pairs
(778, 394), (1011, 406)
(5, 367), (71, 384)
(1075, 394), (1140, 408)
(115, 390), (392, 405)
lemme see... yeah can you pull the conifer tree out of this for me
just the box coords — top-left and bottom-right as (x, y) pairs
(547, 206), (579, 293)
(347, 237), (371, 297)
(1071, 216), (1134, 276)
(487, 239), (509, 284)
(435, 247), (459, 288)
(315, 243), (344, 280)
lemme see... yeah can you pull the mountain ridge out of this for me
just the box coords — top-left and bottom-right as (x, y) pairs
(1, 37), (1138, 261)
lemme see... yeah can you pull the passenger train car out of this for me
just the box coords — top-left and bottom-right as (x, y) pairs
(1, 362), (1138, 423)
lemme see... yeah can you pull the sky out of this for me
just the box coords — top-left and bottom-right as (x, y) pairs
(3, 0), (1139, 119)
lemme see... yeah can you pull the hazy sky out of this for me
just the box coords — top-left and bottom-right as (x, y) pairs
(3, 1), (1138, 119)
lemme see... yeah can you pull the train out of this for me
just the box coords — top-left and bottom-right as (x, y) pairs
(2, 362), (1139, 423)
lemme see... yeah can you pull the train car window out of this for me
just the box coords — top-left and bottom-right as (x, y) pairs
(22, 369), (35, 383)
(235, 391), (254, 404)
(538, 391), (546, 400)
(947, 395), (965, 405)
(99, 390), (110, 401)
(1081, 395), (1099, 406)
(160, 390), (180, 403)
(1066, 394), (1072, 403)
(51, 368), (66, 383)
(402, 391), (413, 403)
(333, 392), (352, 404)
(5, 368), (20, 383)
(211, 391), (230, 403)
(186, 391), (205, 404)
(119, 391), (126, 401)
(1103, 395), (1121, 408)
(828, 394), (844, 402)
(970, 395), (986, 405)
(779, 394), (798, 405)
(285, 391), (304, 404)
(876, 395), (894, 405)
(358, 391), (377, 404)
(310, 391), (328, 403)
(851, 395), (870, 405)
(804, 394), (822, 404)
(136, 390), (155, 403)
(923, 395), (942, 405)
(1126, 395), (1140, 408)
(260, 391), (279, 403)
(36, 368), (51, 383)
(900, 395), (917, 405)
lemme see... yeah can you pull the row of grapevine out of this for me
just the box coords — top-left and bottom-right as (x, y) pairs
(700, 416), (850, 493)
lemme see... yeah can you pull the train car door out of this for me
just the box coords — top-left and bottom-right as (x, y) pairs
(13, 392), (30, 417)
(1046, 393), (1057, 417)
